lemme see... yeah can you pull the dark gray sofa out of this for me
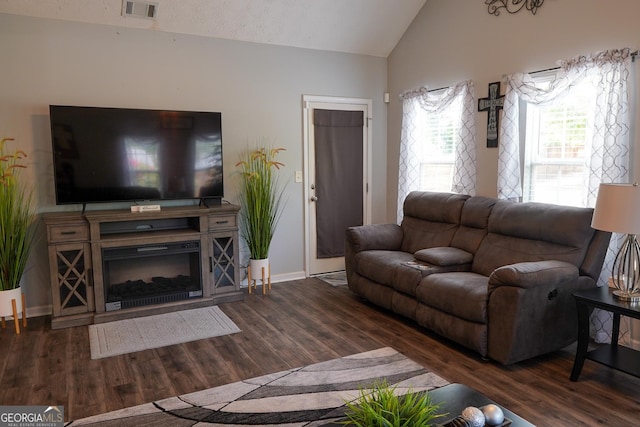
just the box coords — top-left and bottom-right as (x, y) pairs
(345, 191), (611, 365)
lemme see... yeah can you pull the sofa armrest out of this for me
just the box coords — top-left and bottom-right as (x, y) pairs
(346, 224), (403, 253)
(488, 260), (579, 290)
(487, 260), (591, 365)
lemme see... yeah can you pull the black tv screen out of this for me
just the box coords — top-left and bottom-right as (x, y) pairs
(49, 105), (223, 205)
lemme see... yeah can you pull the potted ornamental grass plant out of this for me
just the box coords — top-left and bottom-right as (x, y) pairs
(235, 145), (286, 285)
(341, 380), (444, 427)
(0, 137), (36, 320)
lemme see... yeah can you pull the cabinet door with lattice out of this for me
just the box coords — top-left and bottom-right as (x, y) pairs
(209, 232), (240, 293)
(49, 242), (94, 317)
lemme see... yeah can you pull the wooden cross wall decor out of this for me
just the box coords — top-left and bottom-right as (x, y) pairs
(478, 82), (505, 148)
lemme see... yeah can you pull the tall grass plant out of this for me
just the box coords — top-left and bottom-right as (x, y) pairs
(0, 137), (36, 291)
(236, 146), (286, 260)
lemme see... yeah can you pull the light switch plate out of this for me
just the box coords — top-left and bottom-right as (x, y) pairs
(295, 170), (303, 183)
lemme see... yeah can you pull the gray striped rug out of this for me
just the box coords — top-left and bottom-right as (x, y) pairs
(67, 347), (449, 426)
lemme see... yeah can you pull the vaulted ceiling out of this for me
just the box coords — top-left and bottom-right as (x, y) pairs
(0, 0), (427, 57)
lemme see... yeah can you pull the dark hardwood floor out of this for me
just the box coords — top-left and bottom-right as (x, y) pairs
(1, 278), (639, 425)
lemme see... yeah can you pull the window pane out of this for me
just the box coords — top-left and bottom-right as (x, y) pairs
(418, 95), (461, 193)
(523, 78), (593, 207)
(528, 164), (584, 206)
(538, 102), (588, 160)
(419, 163), (454, 192)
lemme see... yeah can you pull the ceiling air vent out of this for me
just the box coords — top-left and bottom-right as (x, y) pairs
(122, 1), (158, 19)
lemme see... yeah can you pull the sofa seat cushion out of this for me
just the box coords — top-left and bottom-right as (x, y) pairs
(416, 272), (489, 323)
(354, 250), (414, 287)
(394, 262), (471, 296)
(414, 247), (473, 266)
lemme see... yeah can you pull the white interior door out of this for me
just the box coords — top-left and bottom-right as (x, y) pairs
(303, 96), (372, 276)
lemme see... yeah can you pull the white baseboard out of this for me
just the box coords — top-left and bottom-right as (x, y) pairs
(272, 271), (307, 283)
(2, 304), (52, 320)
(239, 270), (306, 288)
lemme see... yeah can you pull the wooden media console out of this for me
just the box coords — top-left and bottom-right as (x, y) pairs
(44, 204), (242, 329)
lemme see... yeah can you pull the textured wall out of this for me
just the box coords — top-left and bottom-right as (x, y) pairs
(0, 0), (425, 57)
(0, 13), (387, 315)
(388, 0), (640, 217)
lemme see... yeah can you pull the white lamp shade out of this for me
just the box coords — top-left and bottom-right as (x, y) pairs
(591, 183), (640, 234)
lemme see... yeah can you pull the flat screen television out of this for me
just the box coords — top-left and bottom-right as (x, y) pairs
(49, 105), (223, 206)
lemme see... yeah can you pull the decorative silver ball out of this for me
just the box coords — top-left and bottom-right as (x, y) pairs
(481, 404), (505, 426)
(461, 406), (485, 427)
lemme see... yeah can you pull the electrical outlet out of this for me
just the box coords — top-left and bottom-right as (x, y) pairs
(295, 170), (303, 183)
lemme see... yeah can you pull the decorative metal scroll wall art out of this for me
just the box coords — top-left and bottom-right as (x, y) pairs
(486, 0), (544, 16)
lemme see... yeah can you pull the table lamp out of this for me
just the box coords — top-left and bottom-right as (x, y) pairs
(591, 183), (640, 301)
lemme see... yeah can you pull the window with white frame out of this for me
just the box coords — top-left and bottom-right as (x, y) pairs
(522, 76), (596, 207)
(418, 93), (462, 192)
(398, 80), (476, 221)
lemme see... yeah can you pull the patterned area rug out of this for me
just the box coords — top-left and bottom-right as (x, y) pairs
(314, 270), (348, 287)
(88, 306), (241, 359)
(66, 347), (449, 426)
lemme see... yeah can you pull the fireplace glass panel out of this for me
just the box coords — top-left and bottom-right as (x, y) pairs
(102, 241), (202, 311)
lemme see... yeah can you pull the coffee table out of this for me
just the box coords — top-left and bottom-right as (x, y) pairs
(570, 286), (640, 381)
(321, 383), (534, 426)
(429, 383), (535, 427)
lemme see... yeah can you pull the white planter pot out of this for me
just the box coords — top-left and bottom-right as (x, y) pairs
(248, 258), (271, 294)
(249, 258), (270, 279)
(0, 287), (23, 317)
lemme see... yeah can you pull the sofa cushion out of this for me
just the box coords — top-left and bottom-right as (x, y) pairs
(401, 218), (459, 254)
(416, 272), (489, 323)
(400, 192), (469, 253)
(354, 250), (414, 288)
(472, 200), (595, 277)
(414, 247), (473, 266)
(394, 263), (430, 296)
(489, 200), (595, 247)
(402, 191), (470, 221)
(451, 196), (498, 254)
(394, 262), (471, 296)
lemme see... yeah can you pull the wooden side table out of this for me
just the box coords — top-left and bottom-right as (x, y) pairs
(570, 286), (640, 381)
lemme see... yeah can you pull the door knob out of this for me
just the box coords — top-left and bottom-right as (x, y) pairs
(310, 196), (318, 202)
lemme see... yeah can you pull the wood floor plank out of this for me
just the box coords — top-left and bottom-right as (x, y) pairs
(65, 326), (107, 419)
(1, 278), (640, 425)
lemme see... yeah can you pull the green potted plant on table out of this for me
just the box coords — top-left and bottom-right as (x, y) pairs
(341, 379), (444, 427)
(0, 137), (36, 332)
(235, 146), (286, 293)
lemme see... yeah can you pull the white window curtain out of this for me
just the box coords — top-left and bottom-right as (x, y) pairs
(397, 80), (477, 222)
(498, 48), (633, 343)
(499, 48), (632, 201)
